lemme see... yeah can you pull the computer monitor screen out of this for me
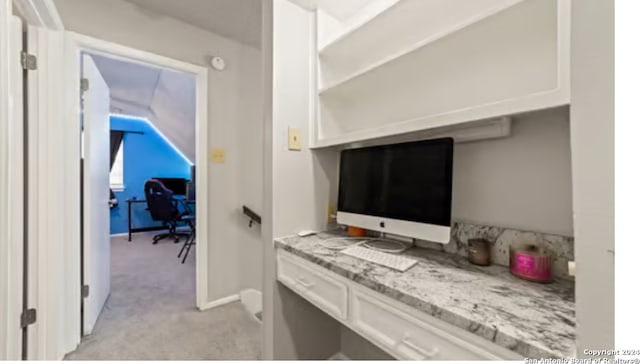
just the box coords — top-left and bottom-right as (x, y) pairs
(337, 137), (454, 243)
(154, 177), (188, 195)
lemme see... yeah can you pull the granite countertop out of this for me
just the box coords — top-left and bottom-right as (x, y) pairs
(275, 231), (575, 359)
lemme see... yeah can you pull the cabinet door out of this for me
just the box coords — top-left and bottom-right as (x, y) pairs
(277, 251), (348, 320)
(350, 287), (520, 360)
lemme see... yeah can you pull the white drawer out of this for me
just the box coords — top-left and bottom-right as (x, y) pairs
(276, 251), (348, 320)
(350, 287), (519, 360)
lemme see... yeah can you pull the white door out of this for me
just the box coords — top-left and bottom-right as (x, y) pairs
(81, 54), (111, 335)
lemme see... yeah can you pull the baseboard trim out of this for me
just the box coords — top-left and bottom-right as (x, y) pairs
(110, 233), (129, 237)
(199, 294), (240, 311)
(240, 289), (262, 316)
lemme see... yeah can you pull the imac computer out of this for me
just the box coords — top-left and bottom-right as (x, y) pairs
(337, 137), (454, 244)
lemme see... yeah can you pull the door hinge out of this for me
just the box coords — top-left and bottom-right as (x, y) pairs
(20, 308), (37, 328)
(82, 284), (90, 298)
(80, 78), (89, 92)
(20, 51), (37, 70)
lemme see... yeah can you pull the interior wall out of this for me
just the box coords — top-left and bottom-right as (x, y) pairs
(265, 0), (342, 359)
(53, 0), (263, 302)
(236, 47), (264, 291)
(453, 107), (573, 236)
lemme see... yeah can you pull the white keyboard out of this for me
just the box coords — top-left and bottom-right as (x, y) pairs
(341, 246), (418, 272)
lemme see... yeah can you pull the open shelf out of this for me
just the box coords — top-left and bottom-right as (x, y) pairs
(310, 117), (513, 150)
(314, 0), (570, 147)
(318, 0), (525, 92)
(317, 0), (400, 52)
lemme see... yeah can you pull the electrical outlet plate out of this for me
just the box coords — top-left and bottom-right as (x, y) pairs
(211, 148), (226, 163)
(288, 127), (302, 151)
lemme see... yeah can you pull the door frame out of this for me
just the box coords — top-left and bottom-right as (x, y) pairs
(64, 29), (210, 327)
(0, 5), (24, 361)
(25, 31), (209, 359)
(6, 0), (65, 359)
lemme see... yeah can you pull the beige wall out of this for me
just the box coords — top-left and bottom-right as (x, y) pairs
(453, 107), (573, 236)
(53, 0), (263, 301)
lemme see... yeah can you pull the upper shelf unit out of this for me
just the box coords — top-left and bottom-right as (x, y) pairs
(318, 0), (526, 92)
(312, 0), (570, 148)
(317, 0), (400, 52)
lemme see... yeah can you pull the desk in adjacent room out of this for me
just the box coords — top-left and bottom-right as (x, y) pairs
(126, 197), (195, 242)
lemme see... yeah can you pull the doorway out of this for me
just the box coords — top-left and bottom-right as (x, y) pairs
(79, 51), (200, 337)
(60, 35), (210, 350)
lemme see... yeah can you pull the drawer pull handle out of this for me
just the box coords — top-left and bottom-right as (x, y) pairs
(398, 334), (439, 359)
(296, 277), (315, 288)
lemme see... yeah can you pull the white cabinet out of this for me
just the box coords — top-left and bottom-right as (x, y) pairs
(349, 286), (521, 360)
(313, 0), (571, 148)
(276, 251), (348, 320)
(276, 249), (522, 360)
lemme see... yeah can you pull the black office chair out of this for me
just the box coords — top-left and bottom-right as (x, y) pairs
(144, 179), (192, 244)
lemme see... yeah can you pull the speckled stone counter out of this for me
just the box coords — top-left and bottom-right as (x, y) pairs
(275, 231), (575, 359)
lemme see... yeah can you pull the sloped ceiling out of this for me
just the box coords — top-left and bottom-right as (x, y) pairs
(123, 0), (262, 47)
(91, 54), (196, 163)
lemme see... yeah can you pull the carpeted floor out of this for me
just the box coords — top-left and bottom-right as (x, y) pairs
(65, 232), (261, 360)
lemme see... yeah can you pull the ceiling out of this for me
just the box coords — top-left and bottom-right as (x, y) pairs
(91, 54), (197, 162)
(123, 0), (262, 47)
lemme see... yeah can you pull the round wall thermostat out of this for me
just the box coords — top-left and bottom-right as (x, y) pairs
(211, 56), (226, 71)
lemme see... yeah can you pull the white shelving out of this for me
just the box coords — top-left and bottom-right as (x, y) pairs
(318, 0), (525, 92)
(317, 0), (400, 52)
(312, 0), (570, 149)
(311, 117), (512, 149)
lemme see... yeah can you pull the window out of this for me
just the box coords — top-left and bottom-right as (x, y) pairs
(110, 142), (124, 190)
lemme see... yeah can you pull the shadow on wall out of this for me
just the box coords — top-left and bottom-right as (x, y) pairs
(110, 115), (193, 234)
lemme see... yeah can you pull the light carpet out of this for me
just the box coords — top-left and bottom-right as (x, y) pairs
(66, 233), (261, 360)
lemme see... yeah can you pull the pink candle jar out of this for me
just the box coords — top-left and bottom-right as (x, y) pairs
(509, 244), (553, 283)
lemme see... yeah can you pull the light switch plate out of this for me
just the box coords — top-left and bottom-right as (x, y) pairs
(211, 148), (226, 163)
(288, 127), (302, 151)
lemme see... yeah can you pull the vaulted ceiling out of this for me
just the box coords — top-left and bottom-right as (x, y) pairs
(123, 0), (262, 47)
(91, 54), (196, 162)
